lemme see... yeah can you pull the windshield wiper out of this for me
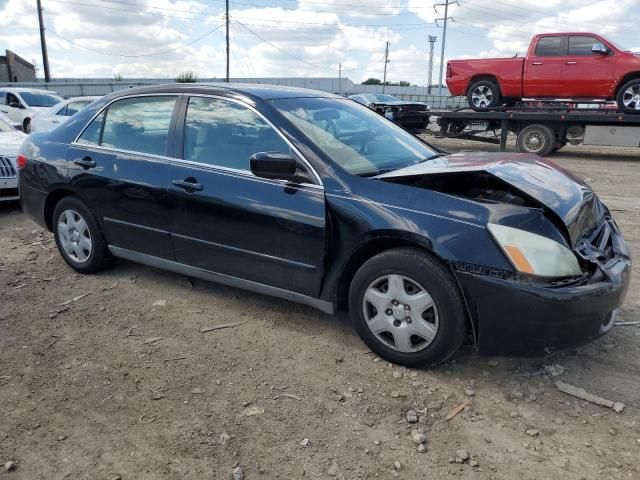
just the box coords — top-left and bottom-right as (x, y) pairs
(423, 152), (448, 161)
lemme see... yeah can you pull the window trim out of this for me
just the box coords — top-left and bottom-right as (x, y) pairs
(72, 92), (323, 188)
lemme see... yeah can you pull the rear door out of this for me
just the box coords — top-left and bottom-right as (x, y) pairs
(167, 95), (326, 297)
(69, 95), (178, 259)
(560, 35), (615, 98)
(523, 36), (567, 97)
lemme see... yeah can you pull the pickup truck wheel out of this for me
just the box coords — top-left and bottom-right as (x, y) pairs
(467, 80), (501, 111)
(616, 78), (640, 114)
(516, 124), (555, 156)
(348, 248), (466, 368)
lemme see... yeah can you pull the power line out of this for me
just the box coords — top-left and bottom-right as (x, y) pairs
(48, 24), (224, 57)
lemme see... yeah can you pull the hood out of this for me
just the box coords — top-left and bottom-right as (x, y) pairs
(377, 152), (603, 247)
(0, 130), (27, 157)
(371, 100), (428, 108)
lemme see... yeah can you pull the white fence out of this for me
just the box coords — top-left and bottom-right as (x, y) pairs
(0, 77), (464, 109)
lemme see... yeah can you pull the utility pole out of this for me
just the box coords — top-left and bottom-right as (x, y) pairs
(434, 0), (456, 95)
(338, 63), (342, 93)
(225, 0), (230, 82)
(382, 41), (390, 94)
(427, 35), (437, 94)
(36, 0), (51, 82)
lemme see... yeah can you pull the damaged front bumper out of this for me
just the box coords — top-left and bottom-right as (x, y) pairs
(456, 218), (631, 356)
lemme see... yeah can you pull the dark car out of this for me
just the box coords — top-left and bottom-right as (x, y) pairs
(349, 93), (430, 131)
(18, 84), (630, 367)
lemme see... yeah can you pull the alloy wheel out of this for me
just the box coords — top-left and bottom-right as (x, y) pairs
(57, 209), (93, 264)
(362, 274), (439, 353)
(471, 85), (494, 109)
(622, 84), (640, 111)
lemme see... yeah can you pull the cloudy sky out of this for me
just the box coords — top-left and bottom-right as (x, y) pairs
(0, 0), (638, 85)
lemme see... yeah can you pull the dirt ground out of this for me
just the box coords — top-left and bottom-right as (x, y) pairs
(1, 135), (639, 480)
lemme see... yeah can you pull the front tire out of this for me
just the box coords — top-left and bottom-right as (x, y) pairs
(467, 79), (501, 111)
(616, 78), (640, 114)
(52, 196), (113, 274)
(348, 248), (466, 368)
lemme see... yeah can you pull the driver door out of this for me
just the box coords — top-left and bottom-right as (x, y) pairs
(167, 96), (326, 298)
(4, 93), (23, 123)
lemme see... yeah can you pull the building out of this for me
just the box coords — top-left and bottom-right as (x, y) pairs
(0, 50), (36, 83)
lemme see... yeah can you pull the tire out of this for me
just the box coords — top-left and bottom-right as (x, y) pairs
(467, 79), (501, 111)
(348, 248), (466, 368)
(516, 124), (555, 156)
(52, 196), (114, 274)
(616, 78), (640, 114)
(23, 118), (31, 134)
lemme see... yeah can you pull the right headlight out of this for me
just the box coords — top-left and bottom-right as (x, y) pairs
(488, 223), (582, 278)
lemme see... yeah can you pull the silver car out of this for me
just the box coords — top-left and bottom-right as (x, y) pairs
(0, 113), (26, 201)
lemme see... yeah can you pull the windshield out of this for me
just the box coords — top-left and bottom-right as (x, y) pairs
(271, 97), (437, 176)
(19, 92), (63, 107)
(370, 94), (400, 102)
(0, 116), (14, 132)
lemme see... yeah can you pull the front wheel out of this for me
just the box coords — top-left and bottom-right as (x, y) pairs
(467, 79), (501, 111)
(616, 78), (640, 114)
(348, 248), (466, 368)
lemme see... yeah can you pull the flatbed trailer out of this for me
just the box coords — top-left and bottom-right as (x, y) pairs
(431, 106), (640, 156)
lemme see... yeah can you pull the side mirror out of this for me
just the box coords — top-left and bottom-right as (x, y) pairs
(250, 152), (300, 182)
(8, 101), (20, 109)
(592, 43), (609, 55)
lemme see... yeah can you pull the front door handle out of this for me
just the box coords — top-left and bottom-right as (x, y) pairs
(566, 61), (577, 65)
(172, 178), (203, 192)
(532, 61), (543, 65)
(74, 156), (96, 169)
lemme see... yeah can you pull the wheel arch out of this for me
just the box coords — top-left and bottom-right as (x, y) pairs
(466, 75), (502, 96)
(614, 72), (640, 97)
(43, 188), (77, 231)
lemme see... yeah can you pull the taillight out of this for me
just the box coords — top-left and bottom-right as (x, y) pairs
(17, 153), (27, 170)
(447, 63), (452, 78)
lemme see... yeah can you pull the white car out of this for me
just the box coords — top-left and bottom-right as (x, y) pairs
(0, 88), (64, 133)
(30, 96), (100, 133)
(0, 113), (27, 201)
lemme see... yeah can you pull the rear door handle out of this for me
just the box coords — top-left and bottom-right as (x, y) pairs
(532, 61), (543, 65)
(566, 61), (577, 65)
(172, 178), (203, 192)
(74, 156), (96, 169)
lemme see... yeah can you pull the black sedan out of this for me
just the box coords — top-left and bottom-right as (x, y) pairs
(18, 84), (630, 367)
(349, 93), (430, 131)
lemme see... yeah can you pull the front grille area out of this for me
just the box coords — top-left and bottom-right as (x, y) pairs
(0, 156), (17, 179)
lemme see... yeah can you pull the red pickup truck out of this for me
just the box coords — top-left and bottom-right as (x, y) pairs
(447, 33), (640, 114)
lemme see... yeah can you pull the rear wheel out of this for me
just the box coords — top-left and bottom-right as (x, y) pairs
(467, 79), (501, 111)
(616, 78), (640, 114)
(516, 124), (555, 156)
(53, 196), (114, 274)
(348, 248), (466, 368)
(23, 118), (31, 133)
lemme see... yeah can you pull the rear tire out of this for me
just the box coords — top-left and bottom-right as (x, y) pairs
(467, 79), (501, 111)
(52, 196), (114, 274)
(516, 124), (555, 156)
(348, 248), (466, 368)
(616, 78), (640, 114)
(23, 118), (31, 134)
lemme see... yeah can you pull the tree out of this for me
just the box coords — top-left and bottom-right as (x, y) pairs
(113, 73), (123, 81)
(176, 71), (198, 83)
(362, 78), (382, 85)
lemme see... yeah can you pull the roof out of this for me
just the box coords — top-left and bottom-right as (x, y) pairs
(0, 87), (60, 94)
(108, 83), (342, 102)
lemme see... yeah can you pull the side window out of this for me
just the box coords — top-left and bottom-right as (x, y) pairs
(535, 37), (564, 56)
(77, 110), (105, 146)
(183, 97), (290, 171)
(0, 91), (5, 105)
(101, 96), (176, 156)
(568, 36), (601, 56)
(7, 93), (20, 107)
